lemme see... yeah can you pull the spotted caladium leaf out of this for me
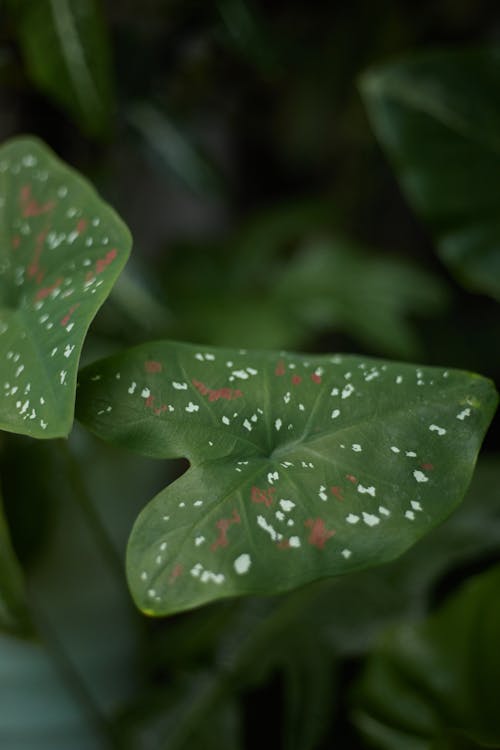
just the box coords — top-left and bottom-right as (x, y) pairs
(76, 341), (498, 617)
(0, 136), (131, 438)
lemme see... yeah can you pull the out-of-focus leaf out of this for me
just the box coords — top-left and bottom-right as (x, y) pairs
(0, 136), (131, 438)
(126, 675), (243, 750)
(216, 0), (279, 74)
(360, 46), (500, 301)
(0, 491), (30, 636)
(281, 637), (334, 750)
(277, 238), (449, 358)
(0, 633), (108, 750)
(127, 103), (224, 196)
(354, 563), (500, 749)
(76, 340), (497, 617)
(12, 0), (114, 138)
(0, 437), (141, 749)
(162, 204), (448, 356)
(126, 582), (335, 750)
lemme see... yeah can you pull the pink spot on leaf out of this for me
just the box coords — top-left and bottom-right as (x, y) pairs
(27, 228), (49, 279)
(211, 509), (241, 551)
(36, 277), (63, 300)
(251, 486), (276, 508)
(291, 374), (302, 385)
(192, 379), (243, 402)
(76, 219), (87, 234)
(145, 360), (162, 373)
(346, 474), (357, 484)
(11, 235), (20, 249)
(60, 303), (80, 326)
(305, 518), (335, 549)
(275, 360), (286, 376)
(330, 486), (344, 501)
(87, 249), (118, 281)
(311, 373), (322, 384)
(95, 248), (117, 274)
(168, 564), (183, 584)
(277, 539), (291, 550)
(20, 184), (55, 218)
(421, 463), (434, 471)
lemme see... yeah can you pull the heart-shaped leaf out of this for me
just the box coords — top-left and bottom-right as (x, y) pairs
(360, 46), (500, 301)
(76, 341), (497, 616)
(0, 136), (131, 438)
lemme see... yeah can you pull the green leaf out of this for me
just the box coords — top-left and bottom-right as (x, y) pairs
(162, 206), (448, 356)
(360, 46), (500, 301)
(0, 436), (141, 749)
(0, 136), (131, 438)
(354, 563), (500, 749)
(0, 492), (31, 636)
(76, 340), (497, 617)
(276, 238), (449, 358)
(12, 0), (114, 138)
(127, 103), (225, 197)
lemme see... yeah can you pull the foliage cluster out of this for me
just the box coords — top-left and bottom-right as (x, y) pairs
(0, 2), (499, 748)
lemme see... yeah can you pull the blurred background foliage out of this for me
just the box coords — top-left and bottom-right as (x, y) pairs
(0, 0), (499, 748)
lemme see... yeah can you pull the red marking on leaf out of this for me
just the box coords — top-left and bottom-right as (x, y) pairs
(142, 390), (169, 416)
(251, 486), (276, 508)
(421, 463), (434, 471)
(192, 379), (244, 402)
(275, 360), (286, 376)
(311, 373), (322, 384)
(36, 277), (63, 300)
(291, 374), (302, 385)
(211, 509), (241, 551)
(87, 249), (118, 282)
(330, 486), (344, 501)
(95, 248), (117, 274)
(60, 303), (80, 326)
(168, 564), (183, 584)
(27, 228), (48, 279)
(305, 518), (335, 549)
(346, 474), (357, 484)
(193, 379), (209, 396)
(277, 539), (291, 550)
(11, 235), (20, 249)
(20, 184), (55, 218)
(145, 360), (162, 373)
(76, 219), (87, 234)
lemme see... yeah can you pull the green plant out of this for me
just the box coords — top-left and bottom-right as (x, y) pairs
(1, 5), (500, 748)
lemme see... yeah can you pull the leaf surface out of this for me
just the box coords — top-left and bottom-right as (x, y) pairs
(0, 136), (131, 438)
(13, 0), (114, 138)
(360, 46), (500, 301)
(0, 493), (30, 636)
(354, 563), (500, 748)
(76, 341), (498, 616)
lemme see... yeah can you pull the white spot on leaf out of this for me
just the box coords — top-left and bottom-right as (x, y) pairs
(234, 553), (251, 574)
(429, 424), (446, 436)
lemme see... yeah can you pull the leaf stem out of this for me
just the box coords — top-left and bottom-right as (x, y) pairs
(29, 600), (127, 750)
(57, 438), (124, 586)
